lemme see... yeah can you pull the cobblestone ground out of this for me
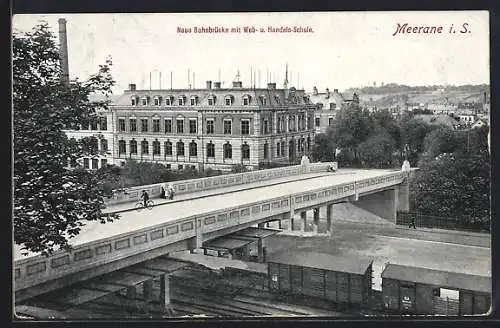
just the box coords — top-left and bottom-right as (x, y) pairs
(263, 219), (491, 291)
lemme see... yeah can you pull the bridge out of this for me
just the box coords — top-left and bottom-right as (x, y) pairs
(13, 159), (411, 312)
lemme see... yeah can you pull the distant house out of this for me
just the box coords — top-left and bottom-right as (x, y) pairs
(413, 114), (459, 129)
(472, 119), (488, 129)
(309, 87), (347, 134)
(427, 103), (457, 115)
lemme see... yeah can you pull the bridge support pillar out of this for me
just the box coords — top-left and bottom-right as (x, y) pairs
(242, 244), (250, 261)
(397, 180), (410, 212)
(258, 238), (264, 263)
(143, 279), (153, 302)
(327, 204), (333, 232)
(301, 211), (307, 232)
(313, 208), (320, 224)
(160, 273), (171, 310)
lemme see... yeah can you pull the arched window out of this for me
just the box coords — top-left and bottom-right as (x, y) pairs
(225, 95), (234, 106)
(241, 143), (250, 160)
(189, 140), (197, 157)
(141, 139), (149, 154)
(276, 141), (281, 157)
(208, 95), (216, 106)
(243, 95), (252, 105)
(130, 95), (139, 106)
(153, 140), (161, 155)
(223, 143), (232, 159)
(264, 142), (269, 159)
(165, 96), (174, 106)
(164, 140), (172, 156)
(177, 141), (185, 156)
(118, 140), (126, 155)
(274, 94), (281, 105)
(130, 139), (137, 154)
(207, 142), (215, 158)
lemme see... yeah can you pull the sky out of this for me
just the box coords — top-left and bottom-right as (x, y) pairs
(12, 11), (490, 94)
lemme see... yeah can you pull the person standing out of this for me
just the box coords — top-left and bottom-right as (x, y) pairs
(160, 184), (167, 199)
(167, 184), (175, 200)
(409, 216), (416, 229)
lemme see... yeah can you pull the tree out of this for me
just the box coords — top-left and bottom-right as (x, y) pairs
(399, 112), (435, 164)
(13, 23), (118, 256)
(311, 133), (335, 162)
(331, 104), (372, 163)
(411, 151), (490, 226)
(358, 132), (396, 168)
(412, 127), (490, 227)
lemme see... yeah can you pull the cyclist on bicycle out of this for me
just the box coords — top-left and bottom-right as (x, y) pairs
(140, 190), (149, 208)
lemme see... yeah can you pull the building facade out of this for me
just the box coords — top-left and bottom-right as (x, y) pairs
(111, 81), (316, 171)
(64, 107), (115, 170)
(309, 87), (346, 134)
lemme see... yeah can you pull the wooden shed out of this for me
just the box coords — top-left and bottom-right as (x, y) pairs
(267, 252), (373, 306)
(381, 264), (491, 315)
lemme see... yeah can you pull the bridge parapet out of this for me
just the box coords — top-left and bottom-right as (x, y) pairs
(106, 161), (338, 205)
(14, 168), (401, 297)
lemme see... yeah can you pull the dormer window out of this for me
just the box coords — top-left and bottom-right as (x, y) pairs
(259, 95), (267, 105)
(165, 96), (174, 106)
(274, 95), (281, 105)
(190, 96), (199, 106)
(303, 96), (310, 104)
(208, 95), (216, 105)
(130, 95), (139, 106)
(141, 96), (150, 106)
(225, 95), (234, 106)
(154, 96), (162, 106)
(178, 96), (186, 106)
(243, 95), (251, 106)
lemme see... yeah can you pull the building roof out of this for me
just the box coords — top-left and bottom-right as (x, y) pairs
(111, 86), (312, 108)
(381, 264), (491, 293)
(267, 251), (373, 275)
(232, 227), (281, 239)
(203, 237), (253, 250)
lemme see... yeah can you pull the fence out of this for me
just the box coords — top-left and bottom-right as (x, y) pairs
(396, 211), (490, 233)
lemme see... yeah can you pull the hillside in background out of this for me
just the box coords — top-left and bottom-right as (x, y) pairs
(344, 84), (490, 108)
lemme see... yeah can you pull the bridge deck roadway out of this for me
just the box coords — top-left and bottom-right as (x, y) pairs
(14, 169), (396, 261)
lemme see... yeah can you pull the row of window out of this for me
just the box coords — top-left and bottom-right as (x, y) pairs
(79, 117), (108, 131)
(82, 158), (107, 169)
(276, 114), (309, 132)
(117, 138), (310, 160)
(314, 117), (335, 127)
(118, 118), (250, 135)
(130, 94), (297, 107)
(118, 139), (252, 159)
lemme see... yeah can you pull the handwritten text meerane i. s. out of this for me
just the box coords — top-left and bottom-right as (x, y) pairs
(392, 23), (471, 36)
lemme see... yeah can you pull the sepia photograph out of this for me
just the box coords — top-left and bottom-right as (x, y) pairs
(12, 11), (491, 319)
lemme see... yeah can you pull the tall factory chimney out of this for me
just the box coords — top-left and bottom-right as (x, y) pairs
(58, 18), (70, 87)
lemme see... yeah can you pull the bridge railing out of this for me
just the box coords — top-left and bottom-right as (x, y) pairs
(14, 167), (401, 294)
(106, 162), (338, 205)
